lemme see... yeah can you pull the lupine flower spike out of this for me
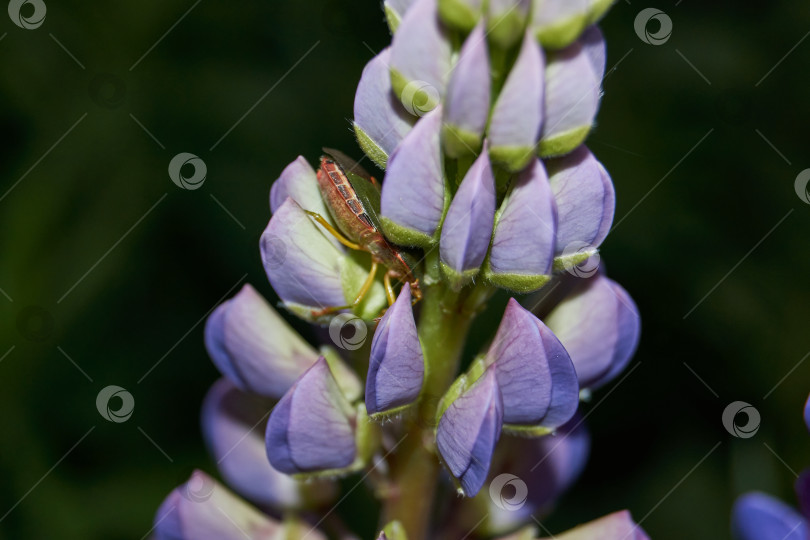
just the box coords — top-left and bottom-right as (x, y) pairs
(155, 0), (651, 538)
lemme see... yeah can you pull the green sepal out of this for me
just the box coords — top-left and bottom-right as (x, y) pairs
(442, 124), (483, 159)
(385, 4), (401, 33)
(533, 12), (589, 50)
(537, 125), (592, 158)
(482, 265), (551, 293)
(381, 216), (436, 249)
(488, 8), (528, 49)
(552, 246), (598, 272)
(440, 261), (480, 291)
(390, 69), (441, 116)
(368, 400), (418, 422)
(354, 122), (389, 170)
(587, 0), (617, 23)
(438, 0), (481, 32)
(502, 423), (554, 437)
(320, 345), (363, 402)
(489, 143), (536, 173)
(381, 520), (409, 540)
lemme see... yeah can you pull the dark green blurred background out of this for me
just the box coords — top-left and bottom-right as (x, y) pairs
(1, 1), (808, 538)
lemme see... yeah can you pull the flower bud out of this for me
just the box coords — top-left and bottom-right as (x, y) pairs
(440, 147), (496, 289)
(438, 0), (482, 31)
(266, 357), (377, 476)
(457, 416), (589, 535)
(540, 510), (650, 539)
(384, 0), (417, 32)
(539, 39), (602, 157)
(261, 198), (386, 321)
(390, 0), (452, 117)
(381, 108), (447, 247)
(354, 48), (415, 169)
(366, 283), (425, 417)
(270, 156), (328, 218)
(485, 298), (579, 434)
(154, 470), (327, 540)
(544, 274), (639, 390)
(732, 493), (808, 540)
(531, 0), (589, 50)
(487, 0), (531, 49)
(484, 158), (556, 293)
(436, 367), (504, 497)
(546, 146), (614, 265)
(488, 31), (544, 172)
(443, 23), (491, 158)
(201, 379), (336, 509)
(205, 284), (318, 399)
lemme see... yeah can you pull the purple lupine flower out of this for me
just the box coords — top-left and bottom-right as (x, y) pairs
(366, 283), (425, 417)
(384, 0), (417, 32)
(266, 357), (367, 475)
(262, 197), (387, 321)
(436, 367), (504, 496)
(544, 273), (640, 390)
(488, 31), (544, 172)
(732, 493), (808, 540)
(487, 416), (590, 531)
(536, 510), (650, 540)
(154, 470), (327, 540)
(270, 155), (331, 221)
(204, 284), (318, 398)
(201, 378), (336, 509)
(389, 0), (452, 116)
(547, 145), (614, 262)
(353, 49), (415, 169)
(451, 415), (589, 536)
(443, 22), (491, 158)
(379, 107), (446, 247)
(484, 158), (557, 293)
(539, 35), (603, 157)
(484, 298), (579, 432)
(731, 393), (810, 539)
(440, 146), (496, 287)
(531, 0), (590, 50)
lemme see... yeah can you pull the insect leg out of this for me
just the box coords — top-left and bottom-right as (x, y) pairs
(311, 261), (379, 318)
(304, 210), (363, 251)
(383, 272), (396, 306)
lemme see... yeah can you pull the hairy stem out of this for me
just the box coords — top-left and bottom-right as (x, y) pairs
(380, 281), (475, 538)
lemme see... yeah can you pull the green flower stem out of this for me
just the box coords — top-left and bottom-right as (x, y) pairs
(380, 280), (476, 538)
